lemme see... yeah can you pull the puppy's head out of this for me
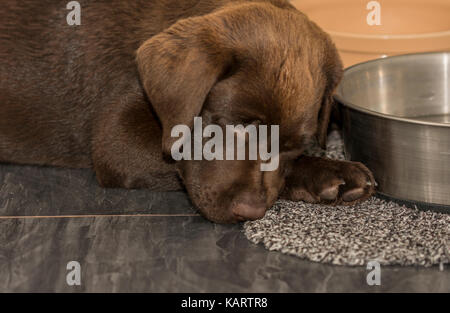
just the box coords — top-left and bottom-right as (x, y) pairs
(137, 2), (343, 223)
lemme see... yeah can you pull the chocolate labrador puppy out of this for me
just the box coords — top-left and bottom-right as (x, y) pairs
(0, 0), (375, 223)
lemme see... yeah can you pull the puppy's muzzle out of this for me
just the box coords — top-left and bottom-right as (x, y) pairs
(230, 192), (267, 222)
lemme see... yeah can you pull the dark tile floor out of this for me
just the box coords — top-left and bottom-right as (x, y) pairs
(0, 164), (448, 292)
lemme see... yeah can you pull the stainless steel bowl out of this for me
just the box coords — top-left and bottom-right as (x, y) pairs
(335, 52), (450, 207)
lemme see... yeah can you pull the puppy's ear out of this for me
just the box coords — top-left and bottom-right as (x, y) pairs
(316, 38), (343, 149)
(137, 16), (232, 158)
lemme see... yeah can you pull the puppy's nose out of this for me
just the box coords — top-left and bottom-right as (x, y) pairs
(231, 193), (267, 221)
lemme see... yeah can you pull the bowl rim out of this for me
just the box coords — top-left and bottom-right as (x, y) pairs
(334, 51), (450, 128)
(329, 29), (450, 41)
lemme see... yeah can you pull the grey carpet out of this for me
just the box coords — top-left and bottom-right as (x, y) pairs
(244, 131), (450, 267)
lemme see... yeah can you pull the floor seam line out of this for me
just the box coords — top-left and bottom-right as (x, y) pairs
(0, 214), (202, 219)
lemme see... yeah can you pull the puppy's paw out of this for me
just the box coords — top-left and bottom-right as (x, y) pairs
(282, 156), (376, 205)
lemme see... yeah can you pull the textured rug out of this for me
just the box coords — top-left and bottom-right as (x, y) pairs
(244, 131), (450, 267)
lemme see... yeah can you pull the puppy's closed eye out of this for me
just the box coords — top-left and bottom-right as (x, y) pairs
(282, 149), (303, 159)
(213, 117), (262, 127)
(240, 119), (262, 127)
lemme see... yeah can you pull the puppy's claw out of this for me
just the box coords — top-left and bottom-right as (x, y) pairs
(283, 157), (376, 205)
(342, 187), (365, 202)
(318, 180), (345, 201)
(319, 185), (339, 201)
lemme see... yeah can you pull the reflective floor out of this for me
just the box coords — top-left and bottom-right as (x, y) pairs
(0, 164), (448, 292)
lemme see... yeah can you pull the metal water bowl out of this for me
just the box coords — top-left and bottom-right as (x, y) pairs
(335, 52), (450, 208)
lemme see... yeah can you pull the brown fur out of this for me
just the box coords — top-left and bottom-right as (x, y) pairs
(0, 0), (375, 223)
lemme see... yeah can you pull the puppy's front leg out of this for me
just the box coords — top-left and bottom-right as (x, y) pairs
(91, 94), (182, 191)
(281, 156), (376, 205)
